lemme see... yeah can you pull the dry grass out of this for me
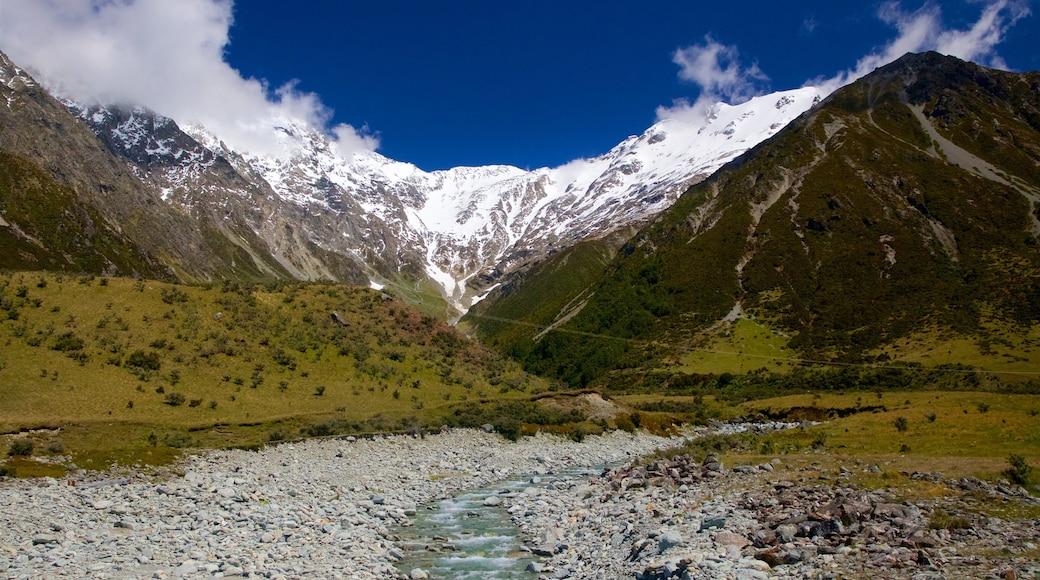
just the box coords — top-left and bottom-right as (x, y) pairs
(0, 272), (545, 470)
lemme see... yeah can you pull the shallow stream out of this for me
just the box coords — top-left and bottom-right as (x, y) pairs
(393, 467), (599, 579)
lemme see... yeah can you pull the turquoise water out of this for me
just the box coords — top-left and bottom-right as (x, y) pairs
(394, 469), (599, 579)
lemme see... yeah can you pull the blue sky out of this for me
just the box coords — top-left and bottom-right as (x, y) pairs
(1, 0), (1036, 170)
(223, 0), (1037, 169)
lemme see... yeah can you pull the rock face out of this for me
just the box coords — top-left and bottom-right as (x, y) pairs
(22, 39), (820, 316)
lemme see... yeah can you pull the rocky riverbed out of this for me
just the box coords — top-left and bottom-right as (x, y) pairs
(509, 454), (1040, 580)
(0, 428), (692, 579)
(1, 425), (1037, 579)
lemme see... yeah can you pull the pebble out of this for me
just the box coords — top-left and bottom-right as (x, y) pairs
(506, 444), (1040, 580)
(0, 428), (692, 578)
(4, 421), (1037, 579)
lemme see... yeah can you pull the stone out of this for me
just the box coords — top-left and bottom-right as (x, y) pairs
(173, 561), (198, 577)
(716, 531), (749, 547)
(92, 500), (114, 510)
(32, 533), (61, 545)
(409, 568), (429, 579)
(776, 524), (797, 543)
(482, 495), (503, 507)
(658, 530), (684, 554)
(902, 529), (940, 549)
(700, 517), (727, 531)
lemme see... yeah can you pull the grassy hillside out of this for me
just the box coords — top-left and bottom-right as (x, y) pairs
(470, 53), (1040, 389)
(0, 272), (553, 472)
(462, 234), (628, 348)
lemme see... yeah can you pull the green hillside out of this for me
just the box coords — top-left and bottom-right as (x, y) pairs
(470, 53), (1040, 389)
(0, 272), (550, 471)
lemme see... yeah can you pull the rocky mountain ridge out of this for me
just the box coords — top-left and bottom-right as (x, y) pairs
(470, 52), (1040, 384)
(44, 48), (821, 317)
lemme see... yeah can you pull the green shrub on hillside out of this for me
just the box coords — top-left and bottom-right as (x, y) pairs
(7, 439), (33, 457)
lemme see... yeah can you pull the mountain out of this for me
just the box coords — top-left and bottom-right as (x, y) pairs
(467, 52), (1040, 387)
(39, 49), (820, 317)
(0, 51), (334, 283)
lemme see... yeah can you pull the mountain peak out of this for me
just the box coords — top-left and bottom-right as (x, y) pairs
(59, 82), (824, 317)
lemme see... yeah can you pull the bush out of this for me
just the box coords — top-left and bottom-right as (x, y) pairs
(51, 332), (85, 352)
(929, 508), (972, 530)
(163, 432), (192, 448)
(7, 439), (33, 457)
(1005, 454), (1033, 486)
(164, 392), (186, 406)
(0, 464), (15, 477)
(894, 416), (909, 432)
(126, 349), (161, 371)
(160, 286), (189, 304)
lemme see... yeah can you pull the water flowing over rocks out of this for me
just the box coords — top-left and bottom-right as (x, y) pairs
(1, 424), (1037, 579)
(0, 428), (691, 578)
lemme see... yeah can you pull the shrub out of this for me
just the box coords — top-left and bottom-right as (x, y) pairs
(7, 439), (33, 457)
(126, 349), (161, 371)
(164, 392), (186, 406)
(163, 432), (192, 448)
(1004, 454), (1033, 486)
(926, 412), (937, 423)
(160, 287), (188, 304)
(894, 417), (909, 432)
(929, 508), (972, 530)
(314, 385), (326, 396)
(188, 398), (202, 408)
(51, 332), (84, 352)
(977, 402), (990, 413)
(7, 440), (33, 459)
(0, 464), (15, 477)
(302, 422), (334, 437)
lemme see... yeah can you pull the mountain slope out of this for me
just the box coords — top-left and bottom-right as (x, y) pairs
(57, 67), (820, 317)
(0, 52), (307, 283)
(469, 52), (1040, 387)
(212, 88), (823, 316)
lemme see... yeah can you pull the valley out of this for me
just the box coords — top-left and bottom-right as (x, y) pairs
(1, 46), (1039, 579)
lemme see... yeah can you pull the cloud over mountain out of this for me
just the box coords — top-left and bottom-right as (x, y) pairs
(658, 0), (1030, 123)
(0, 0), (377, 157)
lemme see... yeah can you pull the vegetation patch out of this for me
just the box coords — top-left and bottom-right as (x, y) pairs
(0, 272), (547, 470)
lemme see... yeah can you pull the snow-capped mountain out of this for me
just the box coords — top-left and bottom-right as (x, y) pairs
(65, 87), (822, 318)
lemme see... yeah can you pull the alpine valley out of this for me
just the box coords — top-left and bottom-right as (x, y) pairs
(1, 49), (822, 320)
(3, 41), (1040, 580)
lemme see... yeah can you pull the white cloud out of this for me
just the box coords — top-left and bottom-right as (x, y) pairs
(657, 36), (769, 124)
(0, 0), (377, 157)
(659, 1), (1029, 124)
(812, 0), (1031, 95)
